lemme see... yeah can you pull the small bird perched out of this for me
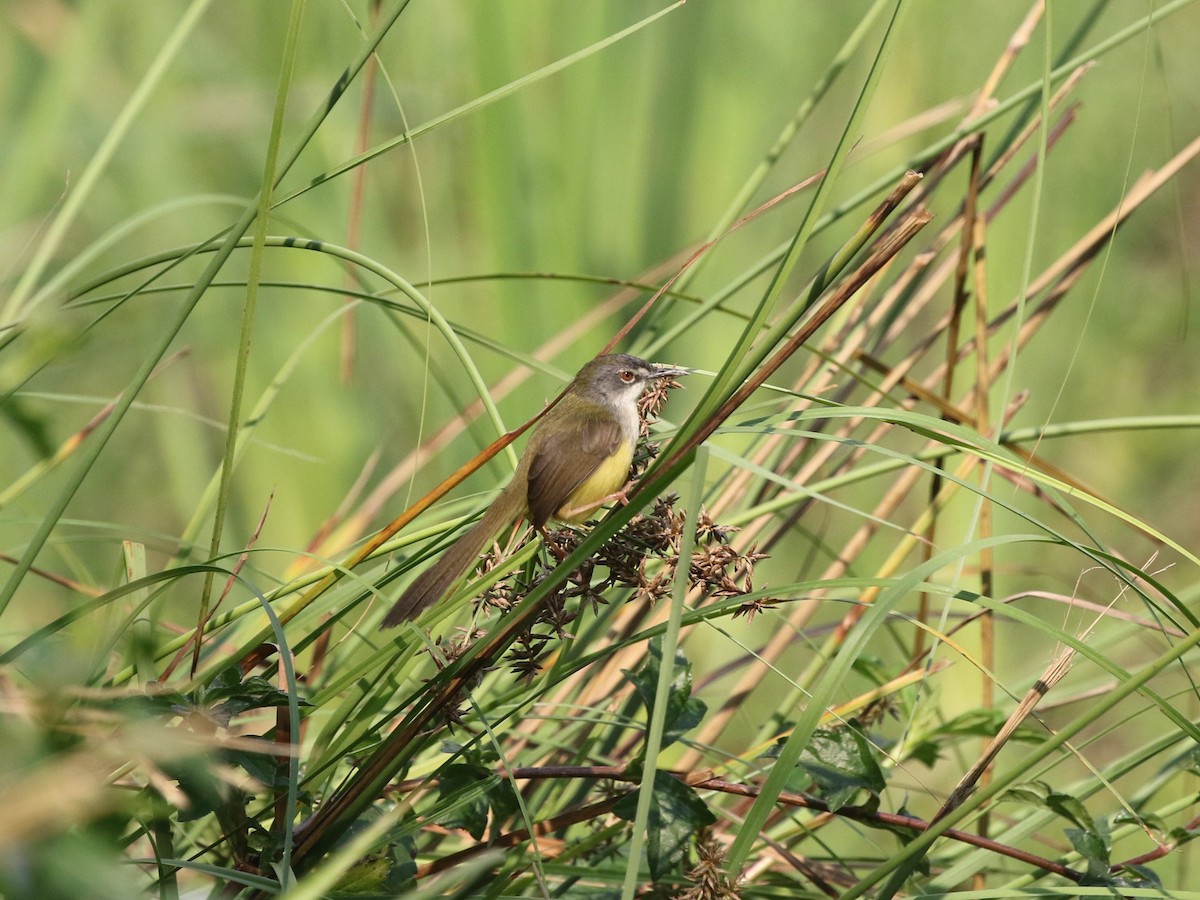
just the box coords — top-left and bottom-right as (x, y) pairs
(380, 354), (687, 627)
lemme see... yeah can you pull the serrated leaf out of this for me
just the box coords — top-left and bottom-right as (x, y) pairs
(613, 772), (716, 880)
(485, 776), (520, 831)
(162, 756), (227, 822)
(331, 814), (417, 895)
(1002, 788), (1045, 808)
(783, 759), (813, 795)
(436, 764), (494, 841)
(215, 675), (298, 720)
(907, 738), (941, 768)
(1168, 824), (1196, 843)
(435, 759), (518, 842)
(1002, 781), (1053, 807)
(937, 708), (1009, 737)
(197, 665), (243, 701)
(1066, 826), (1112, 885)
(877, 803), (932, 875)
(1114, 809), (1165, 833)
(1184, 746), (1200, 777)
(186, 666), (301, 728)
(624, 640), (707, 749)
(850, 654), (889, 685)
(797, 725), (884, 811)
(223, 747), (288, 791)
(1112, 863), (1163, 890)
(1006, 782), (1104, 843)
(1044, 790), (1096, 833)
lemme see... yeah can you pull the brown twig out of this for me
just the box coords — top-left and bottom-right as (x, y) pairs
(390, 764), (1088, 885)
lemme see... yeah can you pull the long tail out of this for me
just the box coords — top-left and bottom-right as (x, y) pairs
(380, 489), (521, 627)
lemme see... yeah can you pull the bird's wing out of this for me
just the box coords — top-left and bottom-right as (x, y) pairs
(525, 414), (624, 529)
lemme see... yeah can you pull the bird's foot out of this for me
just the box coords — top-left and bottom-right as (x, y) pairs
(558, 484), (633, 521)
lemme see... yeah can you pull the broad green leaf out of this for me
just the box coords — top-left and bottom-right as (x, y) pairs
(797, 724), (885, 812)
(613, 772), (716, 880)
(624, 640), (707, 751)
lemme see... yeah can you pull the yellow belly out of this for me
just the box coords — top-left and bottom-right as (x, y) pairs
(557, 439), (634, 522)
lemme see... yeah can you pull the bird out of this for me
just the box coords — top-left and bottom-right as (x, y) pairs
(380, 354), (686, 627)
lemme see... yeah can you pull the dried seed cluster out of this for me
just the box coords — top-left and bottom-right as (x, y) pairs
(674, 828), (742, 899)
(426, 627), (488, 726)
(479, 492), (765, 678)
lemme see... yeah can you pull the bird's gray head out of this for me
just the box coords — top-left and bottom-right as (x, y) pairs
(572, 354), (688, 406)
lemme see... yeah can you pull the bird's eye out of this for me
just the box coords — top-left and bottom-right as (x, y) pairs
(619, 370), (636, 384)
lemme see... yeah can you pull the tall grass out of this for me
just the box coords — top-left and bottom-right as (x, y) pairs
(3, 2), (1200, 897)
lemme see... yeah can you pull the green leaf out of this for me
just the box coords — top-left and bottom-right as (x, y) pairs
(797, 724), (885, 811)
(624, 641), (707, 750)
(1112, 863), (1163, 890)
(331, 813), (417, 896)
(908, 709), (1041, 768)
(908, 740), (941, 768)
(864, 803), (931, 876)
(2, 397), (55, 458)
(1004, 781), (1095, 832)
(1066, 825), (1112, 886)
(488, 778), (520, 830)
(1003, 783), (1053, 807)
(194, 667), (300, 725)
(1045, 791), (1096, 833)
(435, 760), (519, 842)
(436, 764), (494, 841)
(162, 756), (228, 823)
(222, 747), (293, 793)
(1183, 746), (1200, 777)
(1114, 809), (1165, 833)
(850, 654), (890, 685)
(613, 772), (716, 880)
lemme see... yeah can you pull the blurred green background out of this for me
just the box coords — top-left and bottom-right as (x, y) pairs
(4, 1), (1200, 893)
(2, 1), (1199, 633)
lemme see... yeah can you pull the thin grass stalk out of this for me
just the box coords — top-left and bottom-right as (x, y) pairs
(680, 1), (908, 433)
(270, 2), (687, 209)
(0, 0), (415, 618)
(194, 0), (306, 677)
(568, 186), (930, 720)
(288, 449), (699, 866)
(1, 0), (212, 325)
(297, 195), (926, 868)
(338, 0), (383, 384)
(719, 90), (1078, 560)
(970, 194), (998, 884)
(842, 579), (1200, 897)
(620, 448), (707, 899)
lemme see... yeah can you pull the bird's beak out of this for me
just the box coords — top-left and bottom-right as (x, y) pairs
(649, 362), (689, 378)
